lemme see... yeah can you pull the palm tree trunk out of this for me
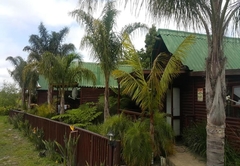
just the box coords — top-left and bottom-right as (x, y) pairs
(27, 89), (31, 110)
(104, 76), (110, 121)
(150, 111), (155, 164)
(60, 88), (65, 114)
(205, 46), (226, 166)
(21, 88), (26, 109)
(47, 84), (53, 105)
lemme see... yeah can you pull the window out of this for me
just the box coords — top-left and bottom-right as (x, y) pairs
(232, 86), (240, 105)
(226, 86), (240, 118)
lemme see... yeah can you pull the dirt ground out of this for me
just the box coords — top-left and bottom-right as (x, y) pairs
(167, 145), (206, 166)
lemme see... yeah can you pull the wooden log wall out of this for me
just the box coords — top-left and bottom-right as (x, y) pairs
(179, 74), (240, 152)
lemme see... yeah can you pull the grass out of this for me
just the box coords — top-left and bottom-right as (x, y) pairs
(0, 115), (62, 166)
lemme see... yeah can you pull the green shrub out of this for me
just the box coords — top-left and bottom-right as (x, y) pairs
(8, 112), (24, 129)
(33, 103), (56, 118)
(95, 95), (118, 121)
(182, 121), (240, 166)
(122, 120), (152, 166)
(225, 140), (240, 166)
(86, 124), (102, 134)
(0, 106), (14, 115)
(182, 122), (207, 158)
(89, 113), (174, 165)
(0, 81), (19, 108)
(18, 120), (32, 137)
(100, 114), (133, 140)
(51, 102), (102, 128)
(153, 113), (175, 157)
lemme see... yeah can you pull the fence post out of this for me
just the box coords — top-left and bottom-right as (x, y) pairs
(113, 141), (120, 166)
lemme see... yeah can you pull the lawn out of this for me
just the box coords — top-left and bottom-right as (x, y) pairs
(0, 116), (61, 166)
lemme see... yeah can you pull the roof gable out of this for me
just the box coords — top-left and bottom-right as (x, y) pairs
(157, 29), (240, 71)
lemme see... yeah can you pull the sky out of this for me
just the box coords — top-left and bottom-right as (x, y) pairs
(0, 0), (176, 88)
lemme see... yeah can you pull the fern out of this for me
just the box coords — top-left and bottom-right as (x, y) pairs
(51, 102), (102, 128)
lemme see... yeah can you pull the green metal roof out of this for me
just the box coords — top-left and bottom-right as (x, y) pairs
(158, 29), (240, 71)
(38, 75), (49, 90)
(38, 62), (132, 90)
(80, 62), (132, 88)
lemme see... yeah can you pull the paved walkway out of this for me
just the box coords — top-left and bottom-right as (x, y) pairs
(167, 145), (206, 166)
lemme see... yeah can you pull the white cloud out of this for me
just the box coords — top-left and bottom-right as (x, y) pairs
(0, 0), (80, 87)
(0, 61), (14, 86)
(30, 0), (79, 26)
(0, 0), (174, 87)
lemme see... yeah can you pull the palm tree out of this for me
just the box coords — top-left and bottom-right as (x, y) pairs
(70, 1), (148, 120)
(39, 52), (96, 114)
(75, 1), (240, 164)
(23, 22), (75, 105)
(6, 56), (27, 109)
(23, 64), (39, 110)
(112, 34), (195, 162)
(124, 1), (240, 165)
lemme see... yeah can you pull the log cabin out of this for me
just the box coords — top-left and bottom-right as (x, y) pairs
(153, 29), (240, 151)
(36, 62), (132, 111)
(36, 29), (240, 150)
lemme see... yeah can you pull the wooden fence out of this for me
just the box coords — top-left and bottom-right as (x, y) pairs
(9, 110), (121, 166)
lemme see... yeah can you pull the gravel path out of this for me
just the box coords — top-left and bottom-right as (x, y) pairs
(167, 145), (205, 166)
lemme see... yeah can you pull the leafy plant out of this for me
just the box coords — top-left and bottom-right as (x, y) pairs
(153, 112), (175, 157)
(55, 132), (80, 166)
(43, 139), (62, 162)
(96, 95), (118, 116)
(0, 106), (14, 115)
(225, 140), (240, 166)
(29, 127), (45, 150)
(182, 122), (207, 158)
(100, 114), (133, 140)
(122, 120), (152, 166)
(17, 119), (32, 137)
(33, 103), (56, 118)
(51, 102), (101, 128)
(0, 116), (60, 165)
(86, 124), (102, 135)
(8, 112), (24, 129)
(0, 81), (19, 108)
(182, 121), (240, 165)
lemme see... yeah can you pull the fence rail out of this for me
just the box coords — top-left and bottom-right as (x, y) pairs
(9, 110), (121, 166)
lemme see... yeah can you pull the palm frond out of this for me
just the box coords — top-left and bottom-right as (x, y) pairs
(121, 22), (149, 37)
(158, 34), (195, 100)
(6, 56), (27, 88)
(70, 9), (95, 33)
(101, 1), (119, 33)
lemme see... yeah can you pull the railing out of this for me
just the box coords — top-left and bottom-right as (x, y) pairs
(119, 109), (142, 120)
(9, 110), (121, 166)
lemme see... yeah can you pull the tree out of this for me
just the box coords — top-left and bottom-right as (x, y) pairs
(23, 60), (39, 110)
(138, 25), (158, 69)
(0, 81), (19, 108)
(112, 34), (195, 162)
(6, 56), (27, 109)
(23, 22), (75, 105)
(39, 52), (96, 114)
(118, 0), (240, 165)
(70, 1), (148, 120)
